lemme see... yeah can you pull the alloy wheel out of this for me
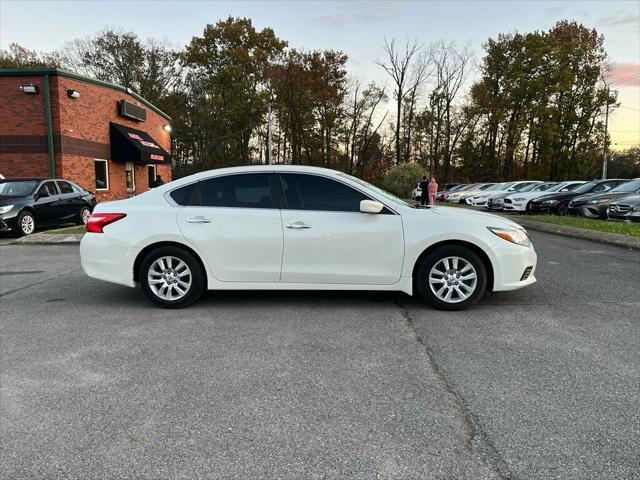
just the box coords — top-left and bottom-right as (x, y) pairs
(21, 214), (35, 235)
(147, 256), (192, 301)
(428, 256), (478, 304)
(81, 208), (91, 225)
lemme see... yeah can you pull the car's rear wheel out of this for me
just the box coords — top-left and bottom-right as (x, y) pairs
(415, 245), (487, 311)
(17, 211), (35, 236)
(77, 207), (91, 225)
(139, 246), (205, 308)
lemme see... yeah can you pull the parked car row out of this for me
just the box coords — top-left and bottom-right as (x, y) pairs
(439, 178), (640, 223)
(0, 178), (96, 236)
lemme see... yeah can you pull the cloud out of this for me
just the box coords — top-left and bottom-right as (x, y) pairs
(598, 11), (640, 29)
(313, 1), (404, 27)
(610, 62), (640, 87)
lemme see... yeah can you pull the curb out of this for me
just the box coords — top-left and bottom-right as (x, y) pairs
(10, 233), (84, 245)
(511, 218), (640, 250)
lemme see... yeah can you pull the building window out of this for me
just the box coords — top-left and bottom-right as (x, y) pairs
(95, 160), (109, 190)
(148, 165), (157, 187)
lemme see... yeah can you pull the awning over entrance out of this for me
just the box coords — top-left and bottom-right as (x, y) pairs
(110, 123), (170, 164)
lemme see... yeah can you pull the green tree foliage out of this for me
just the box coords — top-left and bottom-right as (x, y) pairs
(180, 17), (286, 170)
(382, 163), (427, 197)
(459, 21), (616, 181)
(61, 29), (182, 106)
(0, 43), (61, 68)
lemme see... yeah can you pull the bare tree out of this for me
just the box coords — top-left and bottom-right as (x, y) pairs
(431, 41), (473, 182)
(376, 38), (429, 165)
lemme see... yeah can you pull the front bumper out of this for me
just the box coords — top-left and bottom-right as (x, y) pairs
(608, 210), (640, 223)
(490, 240), (538, 292)
(568, 204), (607, 219)
(0, 211), (19, 232)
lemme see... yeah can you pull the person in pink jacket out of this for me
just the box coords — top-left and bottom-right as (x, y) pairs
(428, 178), (439, 205)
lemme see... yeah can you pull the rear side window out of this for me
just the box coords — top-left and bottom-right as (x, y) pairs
(280, 174), (368, 212)
(57, 181), (74, 194)
(198, 174), (273, 208)
(169, 183), (197, 206)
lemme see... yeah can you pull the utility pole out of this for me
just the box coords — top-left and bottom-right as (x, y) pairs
(267, 102), (273, 165)
(602, 84), (611, 179)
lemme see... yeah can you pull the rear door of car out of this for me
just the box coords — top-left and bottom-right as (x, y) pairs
(33, 181), (63, 225)
(175, 173), (283, 283)
(55, 180), (81, 221)
(277, 173), (404, 285)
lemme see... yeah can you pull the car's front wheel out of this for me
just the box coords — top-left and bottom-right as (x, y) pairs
(415, 245), (487, 311)
(17, 210), (36, 236)
(139, 246), (205, 308)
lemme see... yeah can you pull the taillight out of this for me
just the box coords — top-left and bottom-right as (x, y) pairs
(86, 213), (127, 233)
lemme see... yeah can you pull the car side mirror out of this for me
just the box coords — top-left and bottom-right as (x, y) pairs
(360, 200), (384, 214)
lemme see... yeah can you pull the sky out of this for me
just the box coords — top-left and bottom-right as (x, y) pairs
(1, 0), (639, 149)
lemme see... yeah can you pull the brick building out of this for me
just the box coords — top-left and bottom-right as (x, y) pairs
(0, 68), (172, 201)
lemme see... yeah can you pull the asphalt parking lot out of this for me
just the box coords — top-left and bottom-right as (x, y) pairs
(1, 231), (639, 479)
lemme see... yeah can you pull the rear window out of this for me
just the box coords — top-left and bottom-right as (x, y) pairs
(169, 183), (197, 206)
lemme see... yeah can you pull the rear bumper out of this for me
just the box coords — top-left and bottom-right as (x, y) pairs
(80, 233), (139, 287)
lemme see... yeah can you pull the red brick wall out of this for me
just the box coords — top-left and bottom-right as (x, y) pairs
(0, 76), (50, 177)
(0, 73), (172, 201)
(0, 76), (47, 135)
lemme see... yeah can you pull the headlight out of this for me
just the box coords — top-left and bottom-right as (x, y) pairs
(488, 226), (531, 247)
(0, 205), (14, 214)
(632, 206), (640, 212)
(589, 198), (609, 204)
(543, 199), (558, 205)
(512, 197), (526, 201)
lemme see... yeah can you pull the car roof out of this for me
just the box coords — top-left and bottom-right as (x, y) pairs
(0, 177), (46, 182)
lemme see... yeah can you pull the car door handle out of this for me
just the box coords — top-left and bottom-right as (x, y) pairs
(286, 222), (311, 229)
(186, 216), (211, 224)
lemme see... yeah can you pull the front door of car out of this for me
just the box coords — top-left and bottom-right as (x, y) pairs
(176, 173), (283, 283)
(277, 173), (404, 285)
(33, 181), (63, 225)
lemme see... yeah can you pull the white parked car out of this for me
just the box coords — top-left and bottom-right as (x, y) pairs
(80, 166), (537, 311)
(468, 181), (541, 207)
(503, 181), (584, 212)
(446, 183), (496, 204)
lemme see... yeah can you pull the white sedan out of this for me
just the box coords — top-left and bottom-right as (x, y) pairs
(503, 181), (585, 212)
(80, 166), (537, 311)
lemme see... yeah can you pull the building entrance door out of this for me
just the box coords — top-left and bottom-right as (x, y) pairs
(125, 162), (136, 197)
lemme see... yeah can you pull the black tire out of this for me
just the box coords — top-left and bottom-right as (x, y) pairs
(139, 246), (205, 308)
(557, 203), (568, 216)
(76, 206), (91, 226)
(414, 245), (487, 311)
(16, 210), (36, 237)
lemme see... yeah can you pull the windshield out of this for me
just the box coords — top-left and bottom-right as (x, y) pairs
(478, 183), (495, 190)
(339, 174), (413, 208)
(572, 181), (597, 194)
(496, 182), (515, 191)
(611, 179), (640, 193)
(516, 183), (539, 192)
(0, 180), (38, 196)
(531, 183), (557, 192)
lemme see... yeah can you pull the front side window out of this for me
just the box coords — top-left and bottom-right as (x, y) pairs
(56, 181), (74, 194)
(281, 173), (368, 212)
(37, 181), (57, 197)
(198, 174), (273, 208)
(95, 160), (109, 190)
